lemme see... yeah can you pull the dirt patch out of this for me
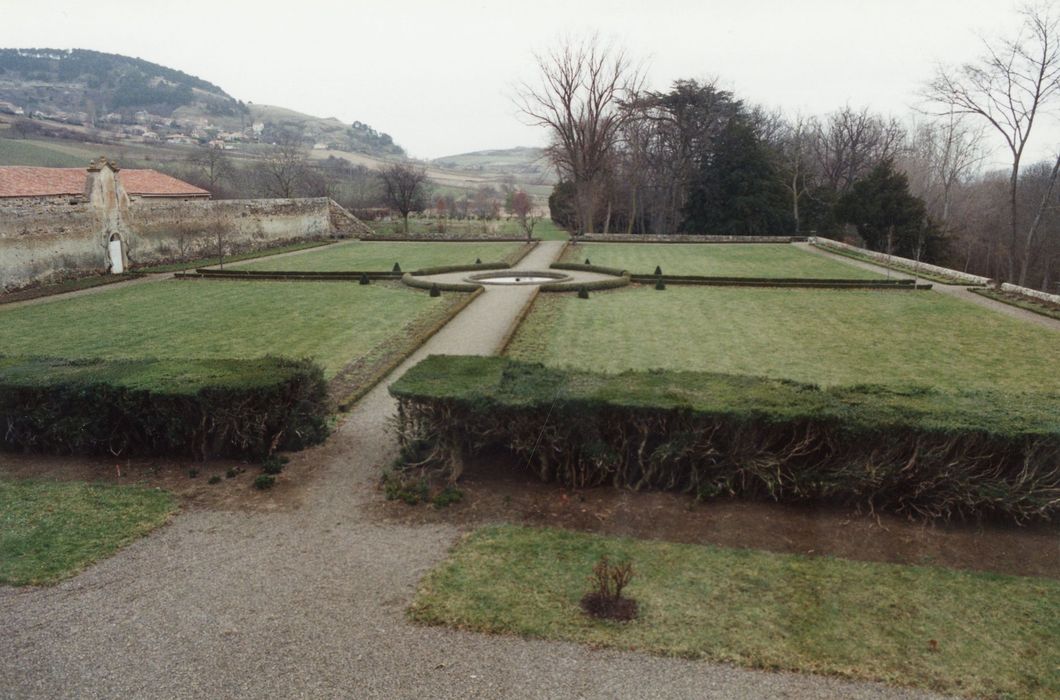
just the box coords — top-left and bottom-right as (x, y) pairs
(371, 452), (1060, 580)
(0, 447), (323, 513)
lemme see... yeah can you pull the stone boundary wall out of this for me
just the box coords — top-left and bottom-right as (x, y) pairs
(1, 197), (360, 291)
(811, 236), (992, 285)
(578, 234), (806, 243)
(999, 282), (1060, 305)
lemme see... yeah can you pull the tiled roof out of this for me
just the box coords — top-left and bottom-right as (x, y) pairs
(0, 166), (210, 198)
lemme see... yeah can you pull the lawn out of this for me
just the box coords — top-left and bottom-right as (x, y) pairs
(0, 479), (176, 585)
(507, 286), (1060, 393)
(0, 279), (449, 377)
(411, 525), (1059, 699)
(241, 240), (529, 272)
(561, 242), (883, 279)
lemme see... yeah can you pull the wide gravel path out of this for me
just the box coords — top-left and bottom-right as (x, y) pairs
(1, 240), (946, 699)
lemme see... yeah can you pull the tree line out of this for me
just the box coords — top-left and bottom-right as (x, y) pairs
(524, 4), (1060, 291)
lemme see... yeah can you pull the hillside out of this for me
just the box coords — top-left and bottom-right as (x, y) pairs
(0, 48), (403, 156)
(431, 146), (555, 181)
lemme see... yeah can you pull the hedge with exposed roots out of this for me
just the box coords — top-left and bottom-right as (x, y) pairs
(390, 356), (1060, 523)
(0, 356), (329, 459)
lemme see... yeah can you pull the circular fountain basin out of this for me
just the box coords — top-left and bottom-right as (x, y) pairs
(464, 270), (572, 286)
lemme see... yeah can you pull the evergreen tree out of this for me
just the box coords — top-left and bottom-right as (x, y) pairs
(834, 160), (947, 261)
(681, 116), (794, 235)
(548, 180), (579, 231)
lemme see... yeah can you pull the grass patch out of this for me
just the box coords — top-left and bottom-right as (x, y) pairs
(367, 217), (567, 240)
(562, 243), (882, 279)
(241, 240), (528, 272)
(971, 288), (1060, 321)
(0, 479), (176, 585)
(411, 525), (1060, 699)
(0, 279), (447, 377)
(132, 240), (336, 273)
(507, 286), (1060, 394)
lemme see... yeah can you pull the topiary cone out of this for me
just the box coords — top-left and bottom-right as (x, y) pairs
(393, 262), (402, 273)
(577, 286), (590, 299)
(475, 257), (482, 264)
(429, 283), (441, 297)
(585, 258), (591, 265)
(359, 273), (370, 285)
(655, 278), (666, 290)
(654, 265), (662, 276)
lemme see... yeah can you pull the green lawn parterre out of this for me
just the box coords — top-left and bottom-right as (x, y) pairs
(410, 525), (1059, 700)
(507, 286), (1060, 394)
(561, 242), (884, 279)
(241, 240), (530, 272)
(0, 279), (449, 377)
(0, 479), (176, 585)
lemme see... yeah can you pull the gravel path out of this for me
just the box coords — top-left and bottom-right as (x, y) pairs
(0, 240), (946, 699)
(796, 242), (1060, 331)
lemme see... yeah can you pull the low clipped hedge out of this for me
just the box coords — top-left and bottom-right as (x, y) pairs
(628, 275), (928, 289)
(550, 262), (630, 277)
(0, 356), (329, 460)
(193, 269), (401, 279)
(540, 274), (632, 292)
(410, 262), (509, 276)
(401, 273), (481, 293)
(391, 356), (1060, 523)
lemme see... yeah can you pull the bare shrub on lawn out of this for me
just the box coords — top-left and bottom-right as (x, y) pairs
(581, 555), (638, 621)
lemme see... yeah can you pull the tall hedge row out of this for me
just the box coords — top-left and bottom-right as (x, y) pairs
(0, 356), (329, 459)
(390, 356), (1060, 523)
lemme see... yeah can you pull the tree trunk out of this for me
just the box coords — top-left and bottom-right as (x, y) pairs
(403, 212), (410, 234)
(1018, 153), (1060, 287)
(1007, 162), (1020, 282)
(627, 187), (637, 235)
(603, 199), (612, 235)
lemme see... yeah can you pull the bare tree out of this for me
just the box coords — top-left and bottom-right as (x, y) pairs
(378, 163), (430, 233)
(187, 144), (233, 195)
(904, 112), (985, 226)
(811, 106), (905, 194)
(926, 3), (1060, 283)
(517, 36), (643, 235)
(261, 130), (310, 198)
(510, 190), (537, 240)
(776, 113), (819, 233)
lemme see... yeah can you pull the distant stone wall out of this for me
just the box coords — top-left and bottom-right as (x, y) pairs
(811, 237), (992, 285)
(0, 195), (363, 291)
(999, 282), (1060, 305)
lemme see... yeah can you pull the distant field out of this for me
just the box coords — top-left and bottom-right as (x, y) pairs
(562, 242), (883, 279)
(0, 280), (446, 377)
(0, 137), (91, 167)
(369, 217), (567, 240)
(507, 286), (1060, 393)
(241, 240), (528, 272)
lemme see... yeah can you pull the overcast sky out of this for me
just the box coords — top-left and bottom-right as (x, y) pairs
(3, 0), (1051, 162)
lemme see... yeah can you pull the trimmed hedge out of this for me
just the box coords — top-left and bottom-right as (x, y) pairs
(628, 275), (930, 290)
(0, 356), (329, 460)
(391, 356), (1060, 523)
(193, 269), (401, 279)
(410, 262), (509, 276)
(540, 274), (632, 292)
(401, 273), (481, 293)
(550, 262), (630, 277)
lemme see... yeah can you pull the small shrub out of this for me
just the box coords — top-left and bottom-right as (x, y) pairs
(585, 258), (591, 265)
(188, 468), (199, 478)
(359, 273), (370, 285)
(654, 265), (662, 276)
(382, 471), (429, 505)
(392, 262), (402, 272)
(262, 454), (289, 475)
(655, 279), (666, 291)
(225, 467), (238, 479)
(577, 286), (590, 299)
(253, 474), (276, 490)
(581, 555), (638, 621)
(475, 257), (482, 264)
(429, 284), (441, 298)
(208, 475), (222, 485)
(432, 486), (464, 509)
